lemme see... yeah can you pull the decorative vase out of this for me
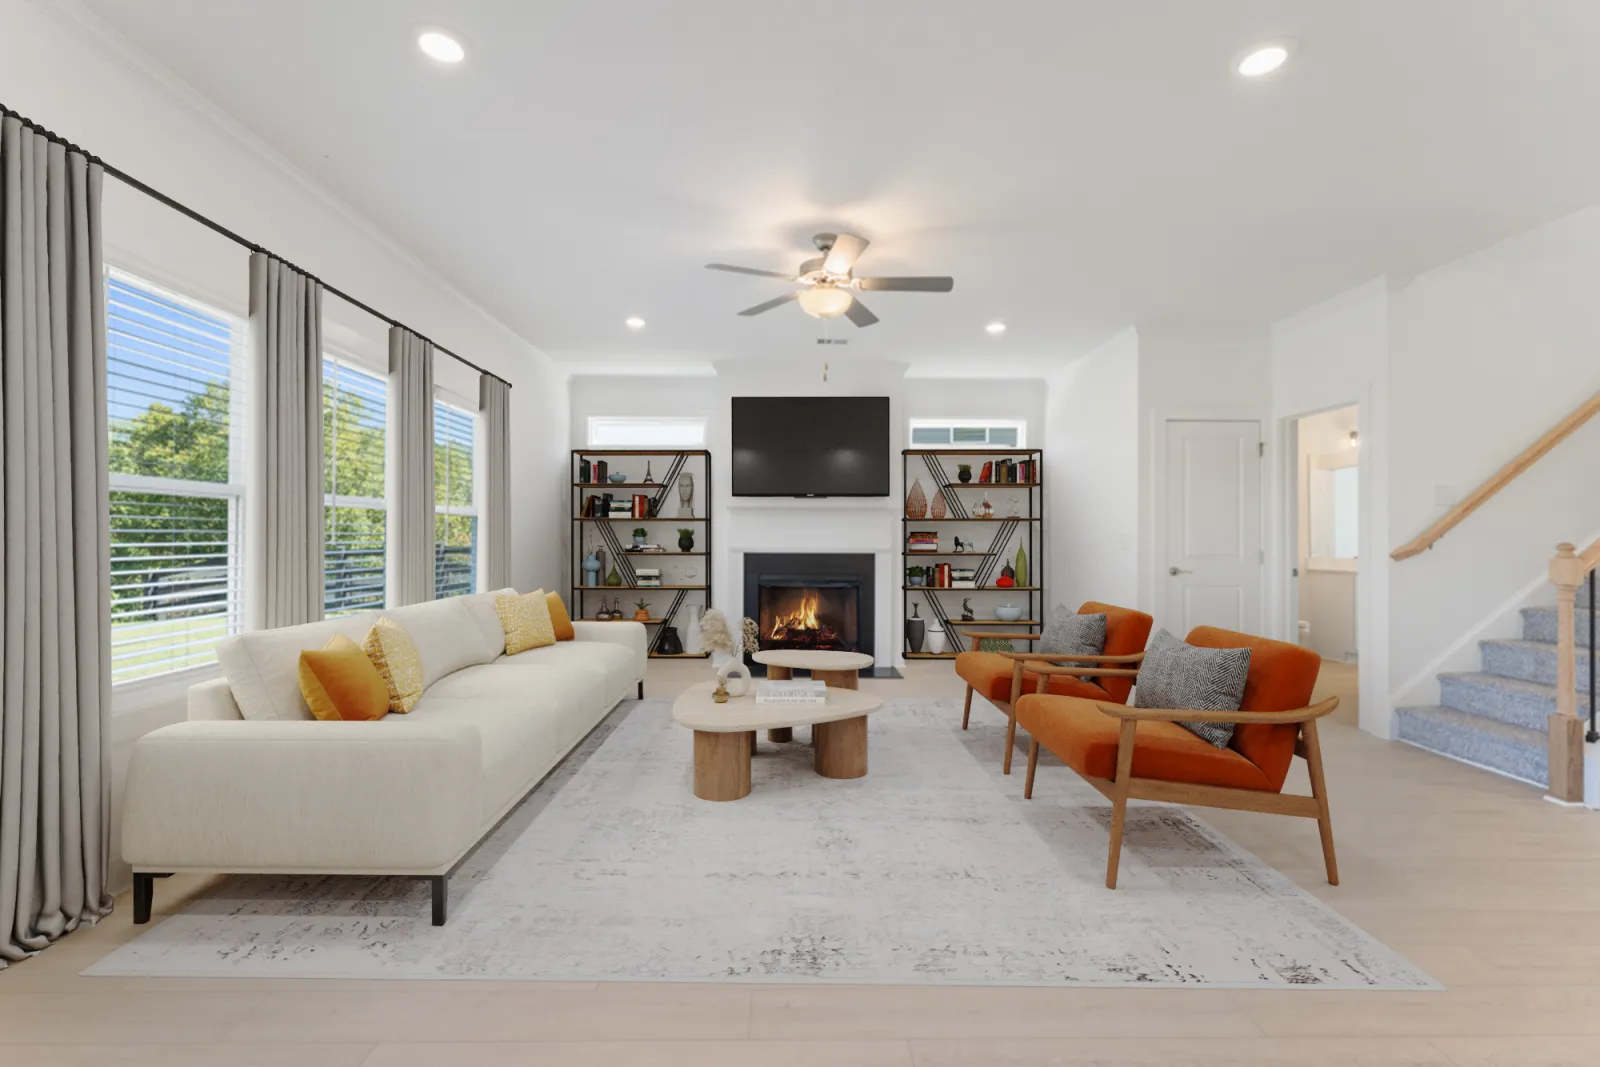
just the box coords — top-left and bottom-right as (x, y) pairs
(582, 552), (601, 587)
(958, 467), (972, 483)
(712, 680), (730, 704)
(633, 607), (651, 622)
(609, 471), (627, 483)
(906, 478), (928, 519)
(981, 496), (993, 518)
(656, 626), (684, 656)
(1001, 561), (1016, 584)
(926, 627), (947, 655)
(678, 532), (695, 552)
(606, 564), (622, 586)
(930, 491), (946, 519)
(717, 658), (751, 697)
(906, 605), (926, 654)
(1014, 546), (1028, 587)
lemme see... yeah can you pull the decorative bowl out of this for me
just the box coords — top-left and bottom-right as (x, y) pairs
(995, 604), (1023, 622)
(608, 471), (628, 483)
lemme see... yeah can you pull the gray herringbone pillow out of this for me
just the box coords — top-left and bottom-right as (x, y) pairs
(1133, 630), (1251, 748)
(1040, 606), (1106, 657)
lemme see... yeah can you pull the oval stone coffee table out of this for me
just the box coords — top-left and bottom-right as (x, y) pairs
(672, 679), (883, 801)
(751, 649), (875, 742)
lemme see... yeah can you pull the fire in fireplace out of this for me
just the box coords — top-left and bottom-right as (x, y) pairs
(759, 584), (859, 653)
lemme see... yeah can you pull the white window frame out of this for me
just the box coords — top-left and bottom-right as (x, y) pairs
(323, 351), (388, 615)
(106, 267), (247, 690)
(907, 417), (1027, 449)
(587, 415), (708, 449)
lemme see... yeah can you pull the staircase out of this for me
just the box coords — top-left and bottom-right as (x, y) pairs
(1395, 582), (1592, 786)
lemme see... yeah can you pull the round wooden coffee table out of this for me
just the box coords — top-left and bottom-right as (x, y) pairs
(751, 650), (875, 742)
(671, 680), (883, 801)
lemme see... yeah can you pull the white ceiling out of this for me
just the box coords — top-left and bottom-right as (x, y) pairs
(77, 0), (1600, 375)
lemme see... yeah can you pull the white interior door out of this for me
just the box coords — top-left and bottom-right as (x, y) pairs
(1164, 420), (1262, 635)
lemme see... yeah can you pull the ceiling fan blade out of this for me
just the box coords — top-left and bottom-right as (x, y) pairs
(823, 233), (870, 275)
(706, 263), (795, 280)
(844, 296), (879, 328)
(855, 276), (954, 292)
(737, 291), (800, 316)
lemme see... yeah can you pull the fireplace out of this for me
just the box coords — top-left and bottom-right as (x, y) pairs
(743, 553), (874, 671)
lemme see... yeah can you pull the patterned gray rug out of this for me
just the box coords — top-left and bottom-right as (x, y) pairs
(87, 697), (1436, 988)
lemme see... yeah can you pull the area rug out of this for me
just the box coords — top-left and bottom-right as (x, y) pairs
(87, 697), (1436, 988)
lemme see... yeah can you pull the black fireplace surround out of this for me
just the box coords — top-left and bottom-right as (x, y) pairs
(742, 553), (875, 674)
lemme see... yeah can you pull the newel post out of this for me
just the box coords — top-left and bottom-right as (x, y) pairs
(1547, 542), (1586, 803)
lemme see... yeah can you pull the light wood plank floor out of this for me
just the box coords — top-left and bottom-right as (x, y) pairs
(4, 659), (1600, 1066)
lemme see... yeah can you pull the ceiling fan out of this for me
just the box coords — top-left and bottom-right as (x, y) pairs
(706, 232), (953, 328)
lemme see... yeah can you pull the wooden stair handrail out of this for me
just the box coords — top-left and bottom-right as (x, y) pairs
(1392, 387), (1600, 561)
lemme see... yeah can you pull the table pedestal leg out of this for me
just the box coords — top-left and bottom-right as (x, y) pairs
(694, 730), (752, 801)
(765, 665), (795, 741)
(813, 669), (860, 690)
(814, 715), (868, 779)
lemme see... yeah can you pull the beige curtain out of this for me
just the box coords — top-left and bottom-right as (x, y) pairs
(0, 116), (114, 968)
(246, 253), (324, 629)
(387, 327), (435, 605)
(477, 373), (510, 591)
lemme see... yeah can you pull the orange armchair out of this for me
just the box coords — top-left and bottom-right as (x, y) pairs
(1015, 626), (1339, 889)
(953, 601), (1154, 774)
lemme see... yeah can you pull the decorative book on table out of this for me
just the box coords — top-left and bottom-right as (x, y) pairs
(756, 679), (828, 706)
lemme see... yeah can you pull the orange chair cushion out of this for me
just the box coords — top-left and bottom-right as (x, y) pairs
(1016, 694), (1275, 792)
(1078, 601), (1154, 705)
(1185, 626), (1321, 791)
(954, 651), (1113, 704)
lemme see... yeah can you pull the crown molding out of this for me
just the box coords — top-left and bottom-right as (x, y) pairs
(37, 0), (550, 369)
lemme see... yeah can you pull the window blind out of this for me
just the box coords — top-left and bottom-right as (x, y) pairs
(434, 399), (477, 598)
(324, 357), (387, 616)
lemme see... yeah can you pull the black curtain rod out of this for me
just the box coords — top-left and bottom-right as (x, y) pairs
(1, 103), (512, 389)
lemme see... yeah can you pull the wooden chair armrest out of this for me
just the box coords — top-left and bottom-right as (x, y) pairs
(1092, 697), (1340, 725)
(957, 630), (1042, 645)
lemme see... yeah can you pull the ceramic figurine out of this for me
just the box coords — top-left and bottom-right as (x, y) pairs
(961, 597), (975, 621)
(643, 461), (655, 484)
(676, 472), (695, 518)
(953, 535), (967, 553)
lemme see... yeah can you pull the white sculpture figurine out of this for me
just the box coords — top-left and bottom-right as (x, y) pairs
(677, 472), (695, 518)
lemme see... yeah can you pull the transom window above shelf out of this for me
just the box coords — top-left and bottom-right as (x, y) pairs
(908, 418), (1025, 449)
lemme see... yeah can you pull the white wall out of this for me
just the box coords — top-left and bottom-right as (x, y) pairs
(1387, 207), (1600, 707)
(2, 0), (569, 890)
(1044, 329), (1138, 612)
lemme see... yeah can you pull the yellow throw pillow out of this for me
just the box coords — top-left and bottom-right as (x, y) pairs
(546, 591), (576, 641)
(362, 617), (425, 714)
(497, 589), (557, 655)
(299, 634), (390, 722)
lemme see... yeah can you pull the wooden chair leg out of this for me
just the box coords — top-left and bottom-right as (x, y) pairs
(1003, 706), (1019, 775)
(1301, 719), (1340, 886)
(1024, 739), (1039, 798)
(1105, 719), (1137, 889)
(961, 685), (973, 729)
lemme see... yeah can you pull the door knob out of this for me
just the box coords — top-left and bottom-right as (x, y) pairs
(1168, 566), (1191, 576)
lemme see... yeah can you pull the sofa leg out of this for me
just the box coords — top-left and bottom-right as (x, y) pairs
(132, 872), (154, 924)
(637, 680), (644, 700)
(961, 685), (973, 730)
(430, 876), (448, 926)
(1024, 740), (1039, 799)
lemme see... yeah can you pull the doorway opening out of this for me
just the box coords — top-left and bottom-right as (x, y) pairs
(1290, 404), (1360, 725)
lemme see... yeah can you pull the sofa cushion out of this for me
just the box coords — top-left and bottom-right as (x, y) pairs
(405, 691), (561, 823)
(1040, 606), (1106, 657)
(1135, 630), (1250, 748)
(459, 588), (517, 662)
(427, 659), (603, 754)
(954, 651), (1114, 704)
(216, 613), (377, 721)
(298, 634), (390, 722)
(508, 639), (636, 709)
(547, 591), (576, 641)
(385, 597), (497, 687)
(1015, 693), (1274, 792)
(497, 590), (557, 655)
(363, 617), (426, 714)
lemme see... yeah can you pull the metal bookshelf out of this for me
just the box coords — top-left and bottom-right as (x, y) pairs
(901, 448), (1043, 660)
(571, 449), (712, 659)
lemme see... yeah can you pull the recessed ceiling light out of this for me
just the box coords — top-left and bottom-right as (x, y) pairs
(1236, 41), (1292, 78)
(624, 316), (646, 330)
(418, 30), (465, 64)
(986, 322), (1006, 335)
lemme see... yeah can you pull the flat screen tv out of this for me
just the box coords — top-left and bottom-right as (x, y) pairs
(732, 396), (891, 497)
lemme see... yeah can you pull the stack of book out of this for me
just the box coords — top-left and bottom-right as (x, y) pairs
(626, 543), (664, 553)
(951, 567), (977, 589)
(907, 531), (940, 552)
(978, 458), (1037, 484)
(755, 679), (827, 706)
(607, 499), (633, 518)
(579, 459), (609, 484)
(635, 567), (662, 588)
(929, 562), (953, 587)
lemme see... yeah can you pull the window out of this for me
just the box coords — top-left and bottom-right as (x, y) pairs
(106, 271), (245, 684)
(587, 415), (707, 448)
(908, 418), (1025, 449)
(434, 399), (478, 598)
(324, 357), (387, 615)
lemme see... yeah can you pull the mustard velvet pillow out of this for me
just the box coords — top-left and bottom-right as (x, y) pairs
(298, 634), (390, 722)
(362, 617), (425, 713)
(546, 591), (576, 641)
(497, 589), (557, 655)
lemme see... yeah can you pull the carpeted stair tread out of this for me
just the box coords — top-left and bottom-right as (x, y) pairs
(1437, 671), (1589, 731)
(1479, 638), (1590, 689)
(1520, 606), (1592, 645)
(1394, 705), (1546, 786)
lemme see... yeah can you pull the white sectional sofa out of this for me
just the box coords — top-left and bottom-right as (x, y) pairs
(121, 589), (646, 925)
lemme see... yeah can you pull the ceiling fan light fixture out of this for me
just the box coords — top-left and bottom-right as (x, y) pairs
(797, 286), (854, 319)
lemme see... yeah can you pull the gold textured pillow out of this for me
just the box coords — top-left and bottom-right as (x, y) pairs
(362, 617), (425, 714)
(299, 634), (390, 722)
(497, 589), (557, 655)
(546, 591), (576, 641)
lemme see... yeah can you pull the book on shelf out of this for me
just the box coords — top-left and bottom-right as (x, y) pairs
(755, 679), (827, 706)
(979, 461), (993, 484)
(579, 458), (592, 483)
(626, 544), (664, 553)
(594, 459), (608, 483)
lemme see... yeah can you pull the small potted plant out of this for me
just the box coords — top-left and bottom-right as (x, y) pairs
(677, 527), (695, 552)
(632, 598), (652, 622)
(907, 565), (927, 587)
(631, 526), (647, 548)
(957, 463), (973, 483)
